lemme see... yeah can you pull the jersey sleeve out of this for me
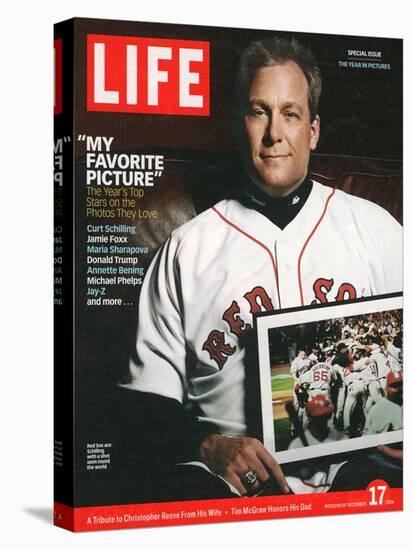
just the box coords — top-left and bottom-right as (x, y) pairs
(358, 200), (402, 294)
(376, 208), (402, 293)
(363, 408), (376, 435)
(123, 234), (187, 403)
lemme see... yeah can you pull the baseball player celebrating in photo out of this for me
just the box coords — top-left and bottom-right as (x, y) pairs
(290, 350), (311, 380)
(370, 344), (391, 392)
(363, 370), (403, 479)
(287, 394), (349, 494)
(384, 334), (403, 373)
(289, 394), (345, 450)
(295, 354), (338, 430)
(290, 349), (311, 418)
(304, 357), (338, 400)
(342, 347), (373, 434)
(364, 370), (403, 435)
(123, 37), (402, 498)
(331, 342), (351, 428)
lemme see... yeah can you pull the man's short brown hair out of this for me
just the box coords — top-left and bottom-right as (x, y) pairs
(236, 37), (322, 121)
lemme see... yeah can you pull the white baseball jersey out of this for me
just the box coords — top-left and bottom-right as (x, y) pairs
(342, 366), (367, 430)
(343, 360), (370, 393)
(352, 357), (379, 384)
(290, 355), (311, 379)
(364, 399), (403, 435)
(287, 428), (349, 494)
(370, 349), (391, 385)
(126, 180), (402, 435)
(300, 361), (338, 395)
(387, 343), (402, 372)
(355, 357), (384, 410)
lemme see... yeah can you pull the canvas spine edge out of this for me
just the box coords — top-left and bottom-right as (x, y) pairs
(53, 19), (75, 531)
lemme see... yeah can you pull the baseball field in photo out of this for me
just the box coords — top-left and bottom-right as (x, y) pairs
(271, 364), (294, 451)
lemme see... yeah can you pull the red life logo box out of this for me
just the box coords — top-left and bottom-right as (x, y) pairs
(54, 38), (63, 115)
(87, 34), (210, 116)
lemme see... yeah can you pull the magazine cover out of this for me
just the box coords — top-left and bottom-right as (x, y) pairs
(53, 17), (403, 532)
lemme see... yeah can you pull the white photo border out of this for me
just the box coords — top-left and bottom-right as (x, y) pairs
(255, 293), (403, 464)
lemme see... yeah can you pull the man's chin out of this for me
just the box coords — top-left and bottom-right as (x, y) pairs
(255, 177), (303, 198)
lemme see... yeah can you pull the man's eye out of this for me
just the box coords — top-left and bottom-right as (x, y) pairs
(251, 108), (266, 117)
(285, 111), (299, 119)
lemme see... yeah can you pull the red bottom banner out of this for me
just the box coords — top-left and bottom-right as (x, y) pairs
(54, 481), (402, 532)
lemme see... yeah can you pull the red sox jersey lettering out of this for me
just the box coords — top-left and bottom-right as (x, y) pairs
(203, 286), (273, 368)
(311, 278), (357, 305)
(201, 330), (235, 369)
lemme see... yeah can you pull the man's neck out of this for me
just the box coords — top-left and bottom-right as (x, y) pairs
(239, 175), (313, 230)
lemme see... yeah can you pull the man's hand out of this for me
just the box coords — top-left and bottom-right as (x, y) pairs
(377, 444), (403, 461)
(199, 433), (290, 496)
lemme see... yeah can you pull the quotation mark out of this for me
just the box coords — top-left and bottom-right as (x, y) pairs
(78, 134), (87, 141)
(63, 136), (71, 143)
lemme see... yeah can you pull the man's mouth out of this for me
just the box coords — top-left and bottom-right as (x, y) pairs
(260, 153), (291, 160)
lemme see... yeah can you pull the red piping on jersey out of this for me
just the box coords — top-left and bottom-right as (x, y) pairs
(212, 206), (281, 308)
(297, 187), (336, 306)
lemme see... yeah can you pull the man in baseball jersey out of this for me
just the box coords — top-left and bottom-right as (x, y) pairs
(364, 370), (403, 435)
(308, 347), (320, 364)
(290, 350), (311, 380)
(384, 334), (403, 373)
(296, 354), (337, 428)
(370, 344), (391, 392)
(304, 357), (339, 400)
(287, 395), (348, 494)
(123, 37), (402, 498)
(363, 371), (403, 480)
(290, 350), (311, 425)
(289, 394), (345, 449)
(342, 347), (373, 434)
(331, 342), (351, 428)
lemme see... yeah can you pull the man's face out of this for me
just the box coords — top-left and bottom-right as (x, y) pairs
(243, 62), (320, 198)
(310, 414), (331, 429)
(387, 382), (403, 405)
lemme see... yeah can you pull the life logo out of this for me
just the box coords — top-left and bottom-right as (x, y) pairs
(54, 39), (63, 115)
(87, 34), (210, 116)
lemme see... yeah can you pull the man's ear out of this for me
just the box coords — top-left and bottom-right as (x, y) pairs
(310, 115), (320, 151)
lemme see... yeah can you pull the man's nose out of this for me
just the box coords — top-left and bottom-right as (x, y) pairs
(263, 113), (282, 145)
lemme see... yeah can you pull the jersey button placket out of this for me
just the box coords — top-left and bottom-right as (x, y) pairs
(275, 236), (298, 309)
(273, 240), (281, 309)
